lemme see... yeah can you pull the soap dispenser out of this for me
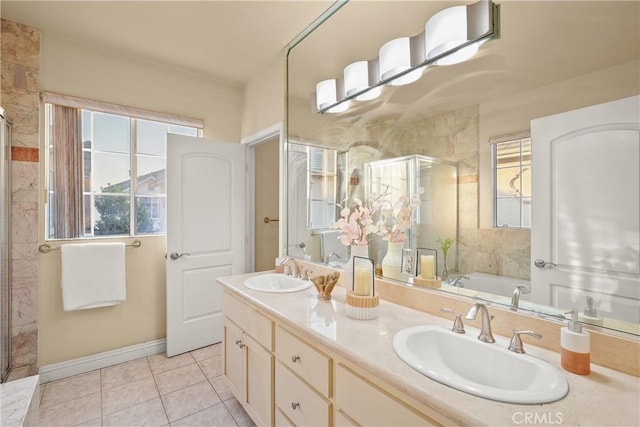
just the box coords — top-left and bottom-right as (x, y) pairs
(579, 296), (604, 326)
(561, 310), (590, 375)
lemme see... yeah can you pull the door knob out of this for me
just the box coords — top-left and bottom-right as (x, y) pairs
(534, 259), (557, 268)
(169, 252), (190, 260)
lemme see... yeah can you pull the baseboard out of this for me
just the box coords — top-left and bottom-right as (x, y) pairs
(38, 338), (166, 384)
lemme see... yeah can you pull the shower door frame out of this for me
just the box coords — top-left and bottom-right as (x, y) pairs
(0, 109), (11, 382)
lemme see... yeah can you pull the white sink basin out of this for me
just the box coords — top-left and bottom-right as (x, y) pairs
(245, 273), (312, 293)
(393, 325), (568, 404)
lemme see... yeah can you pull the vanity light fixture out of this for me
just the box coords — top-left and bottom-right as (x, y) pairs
(425, 5), (485, 66)
(378, 37), (423, 86)
(343, 60), (381, 101)
(313, 0), (499, 114)
(315, 78), (350, 113)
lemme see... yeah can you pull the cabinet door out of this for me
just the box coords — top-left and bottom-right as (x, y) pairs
(244, 333), (274, 427)
(223, 318), (243, 400)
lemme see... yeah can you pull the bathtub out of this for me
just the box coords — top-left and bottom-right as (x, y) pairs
(455, 272), (531, 300)
(440, 272), (567, 318)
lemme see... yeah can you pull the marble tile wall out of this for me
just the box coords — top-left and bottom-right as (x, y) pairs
(1, 19), (41, 377)
(349, 105), (532, 281)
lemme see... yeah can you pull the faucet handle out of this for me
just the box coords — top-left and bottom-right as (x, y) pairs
(302, 269), (313, 281)
(508, 329), (542, 354)
(440, 308), (465, 334)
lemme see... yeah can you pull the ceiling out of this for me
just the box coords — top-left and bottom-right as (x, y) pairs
(1, 0), (333, 85)
(3, 1), (639, 120)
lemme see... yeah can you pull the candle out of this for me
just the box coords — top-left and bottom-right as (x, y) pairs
(420, 255), (435, 279)
(354, 265), (372, 296)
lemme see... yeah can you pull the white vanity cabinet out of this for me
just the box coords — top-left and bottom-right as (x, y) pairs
(274, 325), (332, 426)
(223, 292), (274, 427)
(223, 288), (455, 427)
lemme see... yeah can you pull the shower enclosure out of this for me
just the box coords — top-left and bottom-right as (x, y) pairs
(1, 107), (11, 382)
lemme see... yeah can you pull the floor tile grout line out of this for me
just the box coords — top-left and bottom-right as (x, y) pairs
(148, 355), (171, 425)
(168, 399), (235, 426)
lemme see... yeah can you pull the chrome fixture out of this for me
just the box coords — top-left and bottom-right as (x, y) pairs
(508, 329), (542, 354)
(39, 239), (142, 254)
(280, 257), (301, 278)
(324, 251), (342, 265)
(510, 284), (530, 310)
(446, 275), (469, 287)
(534, 259), (558, 268)
(465, 303), (495, 343)
(313, 0), (500, 114)
(441, 308), (465, 334)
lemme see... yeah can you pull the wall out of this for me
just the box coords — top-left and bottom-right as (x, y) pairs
(1, 19), (40, 377)
(240, 51), (285, 139)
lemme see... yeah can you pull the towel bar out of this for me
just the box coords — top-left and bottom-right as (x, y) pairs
(38, 240), (142, 254)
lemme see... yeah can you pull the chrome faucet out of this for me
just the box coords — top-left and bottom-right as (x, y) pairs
(446, 275), (469, 287)
(465, 303), (496, 343)
(510, 284), (530, 310)
(324, 252), (342, 265)
(279, 257), (300, 278)
(508, 329), (542, 353)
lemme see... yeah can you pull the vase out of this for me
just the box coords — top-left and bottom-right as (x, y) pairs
(441, 254), (450, 283)
(381, 241), (404, 281)
(344, 245), (369, 291)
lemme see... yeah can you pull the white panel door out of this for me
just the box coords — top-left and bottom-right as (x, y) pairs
(166, 134), (245, 356)
(531, 96), (640, 323)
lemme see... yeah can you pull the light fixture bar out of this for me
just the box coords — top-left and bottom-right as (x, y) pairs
(314, 0), (499, 114)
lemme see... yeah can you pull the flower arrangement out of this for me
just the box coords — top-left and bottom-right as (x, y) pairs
(377, 193), (422, 242)
(332, 192), (387, 246)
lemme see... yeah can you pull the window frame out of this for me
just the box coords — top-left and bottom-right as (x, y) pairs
(491, 130), (532, 229)
(43, 95), (203, 241)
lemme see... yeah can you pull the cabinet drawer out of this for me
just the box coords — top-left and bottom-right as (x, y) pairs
(335, 364), (438, 427)
(275, 325), (331, 397)
(276, 362), (331, 427)
(224, 291), (273, 350)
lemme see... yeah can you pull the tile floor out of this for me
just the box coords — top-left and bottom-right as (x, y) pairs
(38, 343), (255, 427)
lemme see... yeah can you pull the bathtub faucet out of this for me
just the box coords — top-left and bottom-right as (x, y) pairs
(324, 252), (342, 265)
(446, 275), (470, 287)
(510, 284), (530, 310)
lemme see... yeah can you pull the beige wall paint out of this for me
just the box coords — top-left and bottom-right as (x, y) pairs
(254, 137), (280, 271)
(41, 32), (244, 142)
(37, 32), (246, 365)
(240, 51), (285, 139)
(38, 237), (167, 365)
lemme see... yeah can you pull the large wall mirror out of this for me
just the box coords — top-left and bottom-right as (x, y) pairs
(285, 1), (639, 336)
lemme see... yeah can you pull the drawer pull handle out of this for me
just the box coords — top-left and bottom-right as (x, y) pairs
(291, 355), (301, 363)
(235, 340), (241, 345)
(238, 343), (245, 349)
(291, 402), (300, 410)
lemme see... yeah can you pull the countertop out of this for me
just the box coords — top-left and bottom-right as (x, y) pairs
(218, 272), (640, 426)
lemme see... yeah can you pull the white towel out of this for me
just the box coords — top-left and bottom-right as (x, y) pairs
(61, 242), (126, 311)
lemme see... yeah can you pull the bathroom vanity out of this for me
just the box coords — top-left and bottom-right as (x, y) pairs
(219, 272), (639, 426)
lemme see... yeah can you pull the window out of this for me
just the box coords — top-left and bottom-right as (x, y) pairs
(45, 96), (202, 239)
(307, 146), (338, 229)
(492, 131), (531, 228)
